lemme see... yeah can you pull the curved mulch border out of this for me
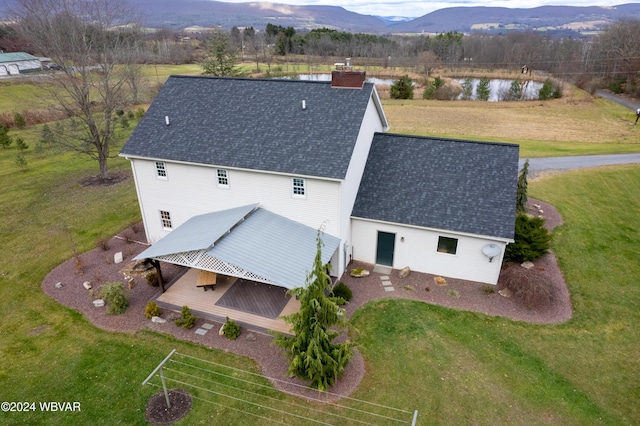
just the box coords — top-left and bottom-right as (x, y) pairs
(41, 198), (571, 401)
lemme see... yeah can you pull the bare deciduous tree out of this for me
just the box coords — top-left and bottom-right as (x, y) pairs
(11, 0), (143, 181)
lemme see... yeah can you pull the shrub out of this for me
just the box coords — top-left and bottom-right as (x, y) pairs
(539, 78), (563, 100)
(13, 111), (26, 129)
(15, 153), (28, 171)
(538, 78), (554, 100)
(15, 137), (28, 151)
(422, 76), (444, 100)
(482, 285), (496, 295)
(175, 305), (196, 329)
(146, 272), (160, 287)
(331, 281), (352, 302)
(504, 214), (552, 263)
(135, 108), (145, 119)
(390, 75), (414, 99)
(100, 282), (128, 315)
(222, 317), (241, 339)
(0, 124), (13, 148)
(501, 267), (555, 310)
(145, 301), (162, 319)
(96, 236), (110, 251)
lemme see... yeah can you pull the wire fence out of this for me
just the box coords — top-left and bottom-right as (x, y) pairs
(143, 350), (418, 425)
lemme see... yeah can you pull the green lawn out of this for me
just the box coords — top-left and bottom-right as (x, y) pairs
(0, 75), (639, 424)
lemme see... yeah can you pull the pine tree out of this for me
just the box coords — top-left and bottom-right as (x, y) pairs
(476, 76), (491, 101)
(272, 231), (352, 391)
(516, 159), (529, 213)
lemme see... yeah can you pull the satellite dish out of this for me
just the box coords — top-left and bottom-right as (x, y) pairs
(482, 244), (501, 262)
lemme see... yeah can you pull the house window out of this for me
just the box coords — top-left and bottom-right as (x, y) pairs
(160, 210), (172, 229)
(155, 161), (167, 179)
(437, 236), (458, 255)
(292, 177), (305, 198)
(217, 169), (229, 187)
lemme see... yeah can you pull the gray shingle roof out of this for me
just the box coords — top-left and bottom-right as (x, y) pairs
(120, 75), (381, 180)
(352, 133), (519, 240)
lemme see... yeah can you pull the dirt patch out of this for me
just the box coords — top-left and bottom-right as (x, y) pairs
(80, 172), (129, 187)
(145, 389), (192, 425)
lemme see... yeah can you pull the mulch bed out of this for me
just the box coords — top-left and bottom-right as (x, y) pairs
(41, 198), (571, 405)
(145, 389), (192, 425)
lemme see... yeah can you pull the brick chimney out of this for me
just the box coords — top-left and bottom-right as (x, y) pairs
(331, 58), (366, 89)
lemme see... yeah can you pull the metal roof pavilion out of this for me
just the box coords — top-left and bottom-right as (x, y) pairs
(135, 205), (341, 290)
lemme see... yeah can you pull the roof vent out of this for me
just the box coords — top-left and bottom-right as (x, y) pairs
(165, 116), (170, 126)
(301, 100), (306, 110)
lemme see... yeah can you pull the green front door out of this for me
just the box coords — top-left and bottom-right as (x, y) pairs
(376, 231), (395, 267)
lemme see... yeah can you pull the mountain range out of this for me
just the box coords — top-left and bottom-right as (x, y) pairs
(3, 1), (640, 35)
(131, 1), (640, 35)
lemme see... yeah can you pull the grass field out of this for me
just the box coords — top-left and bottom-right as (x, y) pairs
(0, 70), (639, 424)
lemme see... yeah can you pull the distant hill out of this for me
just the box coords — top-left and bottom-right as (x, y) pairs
(129, 0), (388, 32)
(2, 1), (640, 35)
(389, 4), (640, 34)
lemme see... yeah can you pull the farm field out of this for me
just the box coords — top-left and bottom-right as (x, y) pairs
(0, 69), (639, 424)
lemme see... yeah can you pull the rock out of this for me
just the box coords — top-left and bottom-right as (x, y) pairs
(498, 288), (513, 298)
(350, 269), (370, 278)
(151, 316), (166, 324)
(218, 325), (225, 336)
(538, 209), (544, 214)
(114, 251), (123, 264)
(533, 204), (541, 209)
(245, 333), (256, 342)
(521, 261), (535, 269)
(399, 266), (411, 278)
(83, 281), (92, 290)
(93, 299), (105, 307)
(55, 282), (63, 289)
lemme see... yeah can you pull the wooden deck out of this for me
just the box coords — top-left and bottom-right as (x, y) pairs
(155, 269), (299, 335)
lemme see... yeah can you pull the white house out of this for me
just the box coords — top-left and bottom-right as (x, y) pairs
(120, 71), (518, 289)
(0, 52), (42, 75)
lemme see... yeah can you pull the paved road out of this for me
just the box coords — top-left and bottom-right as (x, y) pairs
(519, 154), (640, 173)
(596, 90), (640, 111)
(517, 92), (640, 174)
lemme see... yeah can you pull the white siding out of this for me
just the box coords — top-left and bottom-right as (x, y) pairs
(351, 218), (506, 285)
(130, 159), (342, 245)
(338, 93), (388, 273)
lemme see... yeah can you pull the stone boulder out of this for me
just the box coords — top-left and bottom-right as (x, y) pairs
(398, 266), (411, 278)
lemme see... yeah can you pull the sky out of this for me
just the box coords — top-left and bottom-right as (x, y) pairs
(217, 1), (639, 18)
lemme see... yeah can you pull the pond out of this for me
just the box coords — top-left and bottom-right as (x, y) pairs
(295, 74), (544, 101)
(453, 78), (544, 102)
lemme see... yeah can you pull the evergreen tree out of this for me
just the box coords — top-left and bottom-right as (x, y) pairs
(201, 32), (241, 77)
(390, 75), (414, 100)
(476, 76), (491, 101)
(516, 159), (529, 213)
(460, 77), (473, 100)
(538, 78), (554, 100)
(0, 124), (13, 148)
(504, 214), (551, 263)
(508, 79), (523, 100)
(273, 231), (352, 391)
